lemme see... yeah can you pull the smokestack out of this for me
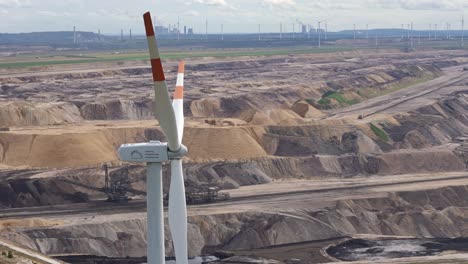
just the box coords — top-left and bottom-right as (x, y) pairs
(366, 24), (369, 39)
(73, 26), (76, 44)
(177, 16), (180, 41)
(205, 19), (208, 40)
(121, 29), (123, 41)
(221, 24), (224, 41)
(184, 25), (187, 35)
(129, 29), (132, 40)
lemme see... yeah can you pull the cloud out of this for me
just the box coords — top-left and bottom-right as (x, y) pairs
(194, 0), (226, 6)
(37, 10), (71, 17)
(262, 0), (296, 6)
(367, 0), (468, 10)
(0, 0), (30, 8)
(183, 10), (201, 16)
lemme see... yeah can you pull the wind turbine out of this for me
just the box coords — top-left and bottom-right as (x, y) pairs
(353, 24), (356, 40)
(325, 22), (328, 40)
(429, 24), (432, 40)
(318, 20), (326, 48)
(366, 24), (369, 39)
(118, 12), (189, 264)
(462, 16), (465, 47)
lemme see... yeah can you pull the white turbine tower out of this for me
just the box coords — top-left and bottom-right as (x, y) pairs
(118, 12), (189, 264)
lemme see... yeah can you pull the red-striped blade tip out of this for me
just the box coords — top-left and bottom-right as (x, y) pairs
(174, 86), (183, 99)
(143, 12), (155, 37)
(178, 61), (185, 73)
(151, 58), (165, 81)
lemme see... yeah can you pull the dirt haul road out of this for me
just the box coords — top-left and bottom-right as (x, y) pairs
(0, 172), (466, 220)
(327, 66), (468, 121)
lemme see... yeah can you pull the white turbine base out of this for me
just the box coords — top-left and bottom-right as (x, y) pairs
(147, 162), (165, 264)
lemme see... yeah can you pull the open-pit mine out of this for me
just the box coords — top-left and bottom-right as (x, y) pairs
(0, 48), (467, 264)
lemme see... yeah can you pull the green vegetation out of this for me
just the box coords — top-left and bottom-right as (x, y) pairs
(317, 91), (359, 106)
(370, 123), (390, 142)
(305, 99), (315, 105)
(0, 46), (355, 69)
(326, 92), (348, 104)
(318, 98), (331, 105)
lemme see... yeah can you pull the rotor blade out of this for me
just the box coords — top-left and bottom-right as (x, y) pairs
(143, 12), (180, 151)
(172, 61), (185, 144)
(169, 159), (188, 264)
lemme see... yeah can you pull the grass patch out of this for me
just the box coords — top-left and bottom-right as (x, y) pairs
(316, 91), (359, 107)
(370, 123), (390, 142)
(0, 46), (355, 69)
(318, 98), (331, 105)
(327, 92), (348, 104)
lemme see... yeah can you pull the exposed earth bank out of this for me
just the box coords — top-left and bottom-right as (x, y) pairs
(1, 185), (467, 260)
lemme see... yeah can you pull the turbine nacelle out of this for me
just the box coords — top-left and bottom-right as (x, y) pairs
(118, 141), (188, 163)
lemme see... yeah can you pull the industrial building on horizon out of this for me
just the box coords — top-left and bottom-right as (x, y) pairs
(155, 25), (194, 36)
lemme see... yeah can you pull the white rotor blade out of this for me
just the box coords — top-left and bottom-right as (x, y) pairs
(170, 61), (188, 263)
(143, 12), (180, 152)
(172, 61), (185, 144)
(169, 159), (188, 264)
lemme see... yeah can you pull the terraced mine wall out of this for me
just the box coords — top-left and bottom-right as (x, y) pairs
(0, 60), (449, 127)
(382, 94), (468, 150)
(0, 91), (466, 209)
(2, 185), (467, 258)
(0, 90), (466, 169)
(0, 147), (465, 209)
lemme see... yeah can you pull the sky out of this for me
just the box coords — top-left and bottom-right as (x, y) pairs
(0, 0), (467, 34)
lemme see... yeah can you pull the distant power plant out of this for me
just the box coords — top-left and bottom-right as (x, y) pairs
(155, 25), (194, 36)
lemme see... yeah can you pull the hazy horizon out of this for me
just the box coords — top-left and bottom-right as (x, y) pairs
(0, 0), (467, 34)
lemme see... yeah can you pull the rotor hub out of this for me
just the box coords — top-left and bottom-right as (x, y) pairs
(167, 143), (188, 160)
